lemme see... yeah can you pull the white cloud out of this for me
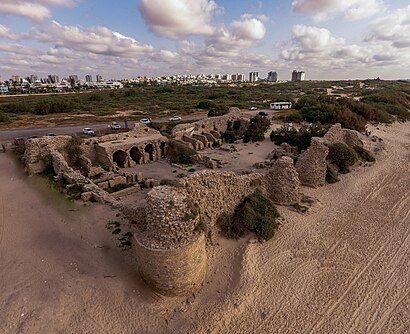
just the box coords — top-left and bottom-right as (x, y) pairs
(365, 5), (410, 49)
(0, 0), (78, 22)
(139, 0), (221, 38)
(292, 0), (383, 21)
(0, 24), (18, 40)
(27, 21), (154, 58)
(281, 25), (381, 68)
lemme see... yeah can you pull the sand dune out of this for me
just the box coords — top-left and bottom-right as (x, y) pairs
(1, 122), (409, 333)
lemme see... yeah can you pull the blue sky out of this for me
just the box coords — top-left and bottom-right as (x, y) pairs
(0, 0), (409, 80)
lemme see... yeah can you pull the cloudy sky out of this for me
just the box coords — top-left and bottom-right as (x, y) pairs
(0, 0), (409, 80)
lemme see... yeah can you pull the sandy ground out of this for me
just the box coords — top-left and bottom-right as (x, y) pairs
(1, 122), (409, 333)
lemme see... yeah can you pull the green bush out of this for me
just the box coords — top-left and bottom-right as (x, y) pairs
(11, 144), (26, 160)
(64, 136), (83, 167)
(166, 139), (196, 165)
(220, 189), (280, 241)
(285, 111), (303, 123)
(243, 116), (270, 143)
(270, 123), (328, 151)
(328, 143), (358, 174)
(354, 146), (376, 162)
(0, 111), (9, 122)
(207, 107), (228, 117)
(326, 166), (339, 183)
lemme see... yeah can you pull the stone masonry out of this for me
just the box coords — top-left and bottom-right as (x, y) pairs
(265, 156), (300, 204)
(295, 137), (329, 188)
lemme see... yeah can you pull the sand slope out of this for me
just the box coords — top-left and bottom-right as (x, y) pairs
(1, 122), (409, 333)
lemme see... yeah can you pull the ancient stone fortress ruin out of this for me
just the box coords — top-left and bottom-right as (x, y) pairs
(22, 113), (366, 297)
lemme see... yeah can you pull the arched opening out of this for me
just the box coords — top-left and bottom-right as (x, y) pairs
(113, 150), (127, 168)
(145, 144), (154, 161)
(130, 147), (143, 164)
(160, 142), (166, 158)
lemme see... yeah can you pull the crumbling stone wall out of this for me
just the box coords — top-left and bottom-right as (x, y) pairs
(180, 170), (263, 227)
(323, 123), (364, 148)
(134, 234), (207, 297)
(296, 137), (329, 188)
(142, 187), (200, 249)
(265, 157), (300, 204)
(172, 107), (242, 140)
(23, 136), (72, 174)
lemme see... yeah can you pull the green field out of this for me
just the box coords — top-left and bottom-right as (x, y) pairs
(0, 80), (409, 130)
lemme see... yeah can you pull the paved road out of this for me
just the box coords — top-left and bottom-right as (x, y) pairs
(0, 109), (272, 145)
(0, 114), (207, 144)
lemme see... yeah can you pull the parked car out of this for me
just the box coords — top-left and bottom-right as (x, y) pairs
(249, 106), (258, 111)
(45, 133), (56, 136)
(258, 111), (268, 117)
(14, 137), (26, 145)
(82, 128), (95, 135)
(139, 118), (151, 124)
(27, 135), (39, 139)
(110, 122), (121, 130)
(169, 116), (182, 121)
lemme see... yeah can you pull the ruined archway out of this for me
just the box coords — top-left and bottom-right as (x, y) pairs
(145, 144), (154, 161)
(130, 147), (143, 164)
(160, 142), (166, 158)
(113, 150), (127, 168)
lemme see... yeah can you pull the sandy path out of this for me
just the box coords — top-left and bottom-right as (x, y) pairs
(0, 155), (170, 333)
(169, 122), (410, 333)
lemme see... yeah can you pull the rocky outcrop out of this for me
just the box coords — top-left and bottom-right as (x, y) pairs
(265, 157), (300, 204)
(296, 137), (329, 188)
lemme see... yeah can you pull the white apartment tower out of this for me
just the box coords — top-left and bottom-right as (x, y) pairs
(268, 71), (278, 82)
(249, 71), (259, 82)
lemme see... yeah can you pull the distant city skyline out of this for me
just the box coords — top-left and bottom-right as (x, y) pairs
(0, 0), (409, 80)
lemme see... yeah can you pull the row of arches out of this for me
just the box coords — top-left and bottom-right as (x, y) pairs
(112, 142), (166, 168)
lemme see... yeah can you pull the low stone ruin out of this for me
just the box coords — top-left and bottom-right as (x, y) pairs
(171, 107), (243, 150)
(296, 123), (364, 187)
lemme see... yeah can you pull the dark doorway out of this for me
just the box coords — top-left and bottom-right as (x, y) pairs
(145, 144), (154, 161)
(160, 142), (166, 158)
(130, 147), (143, 164)
(113, 150), (127, 168)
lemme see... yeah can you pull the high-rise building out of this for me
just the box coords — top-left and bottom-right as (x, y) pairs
(291, 70), (305, 82)
(249, 72), (259, 82)
(232, 73), (245, 82)
(96, 74), (103, 82)
(29, 75), (38, 83)
(48, 74), (59, 83)
(69, 75), (79, 83)
(85, 75), (92, 82)
(11, 75), (21, 83)
(221, 74), (231, 81)
(267, 71), (278, 82)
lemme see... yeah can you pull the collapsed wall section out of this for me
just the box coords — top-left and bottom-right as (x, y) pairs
(180, 170), (263, 227)
(265, 156), (300, 205)
(296, 137), (329, 188)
